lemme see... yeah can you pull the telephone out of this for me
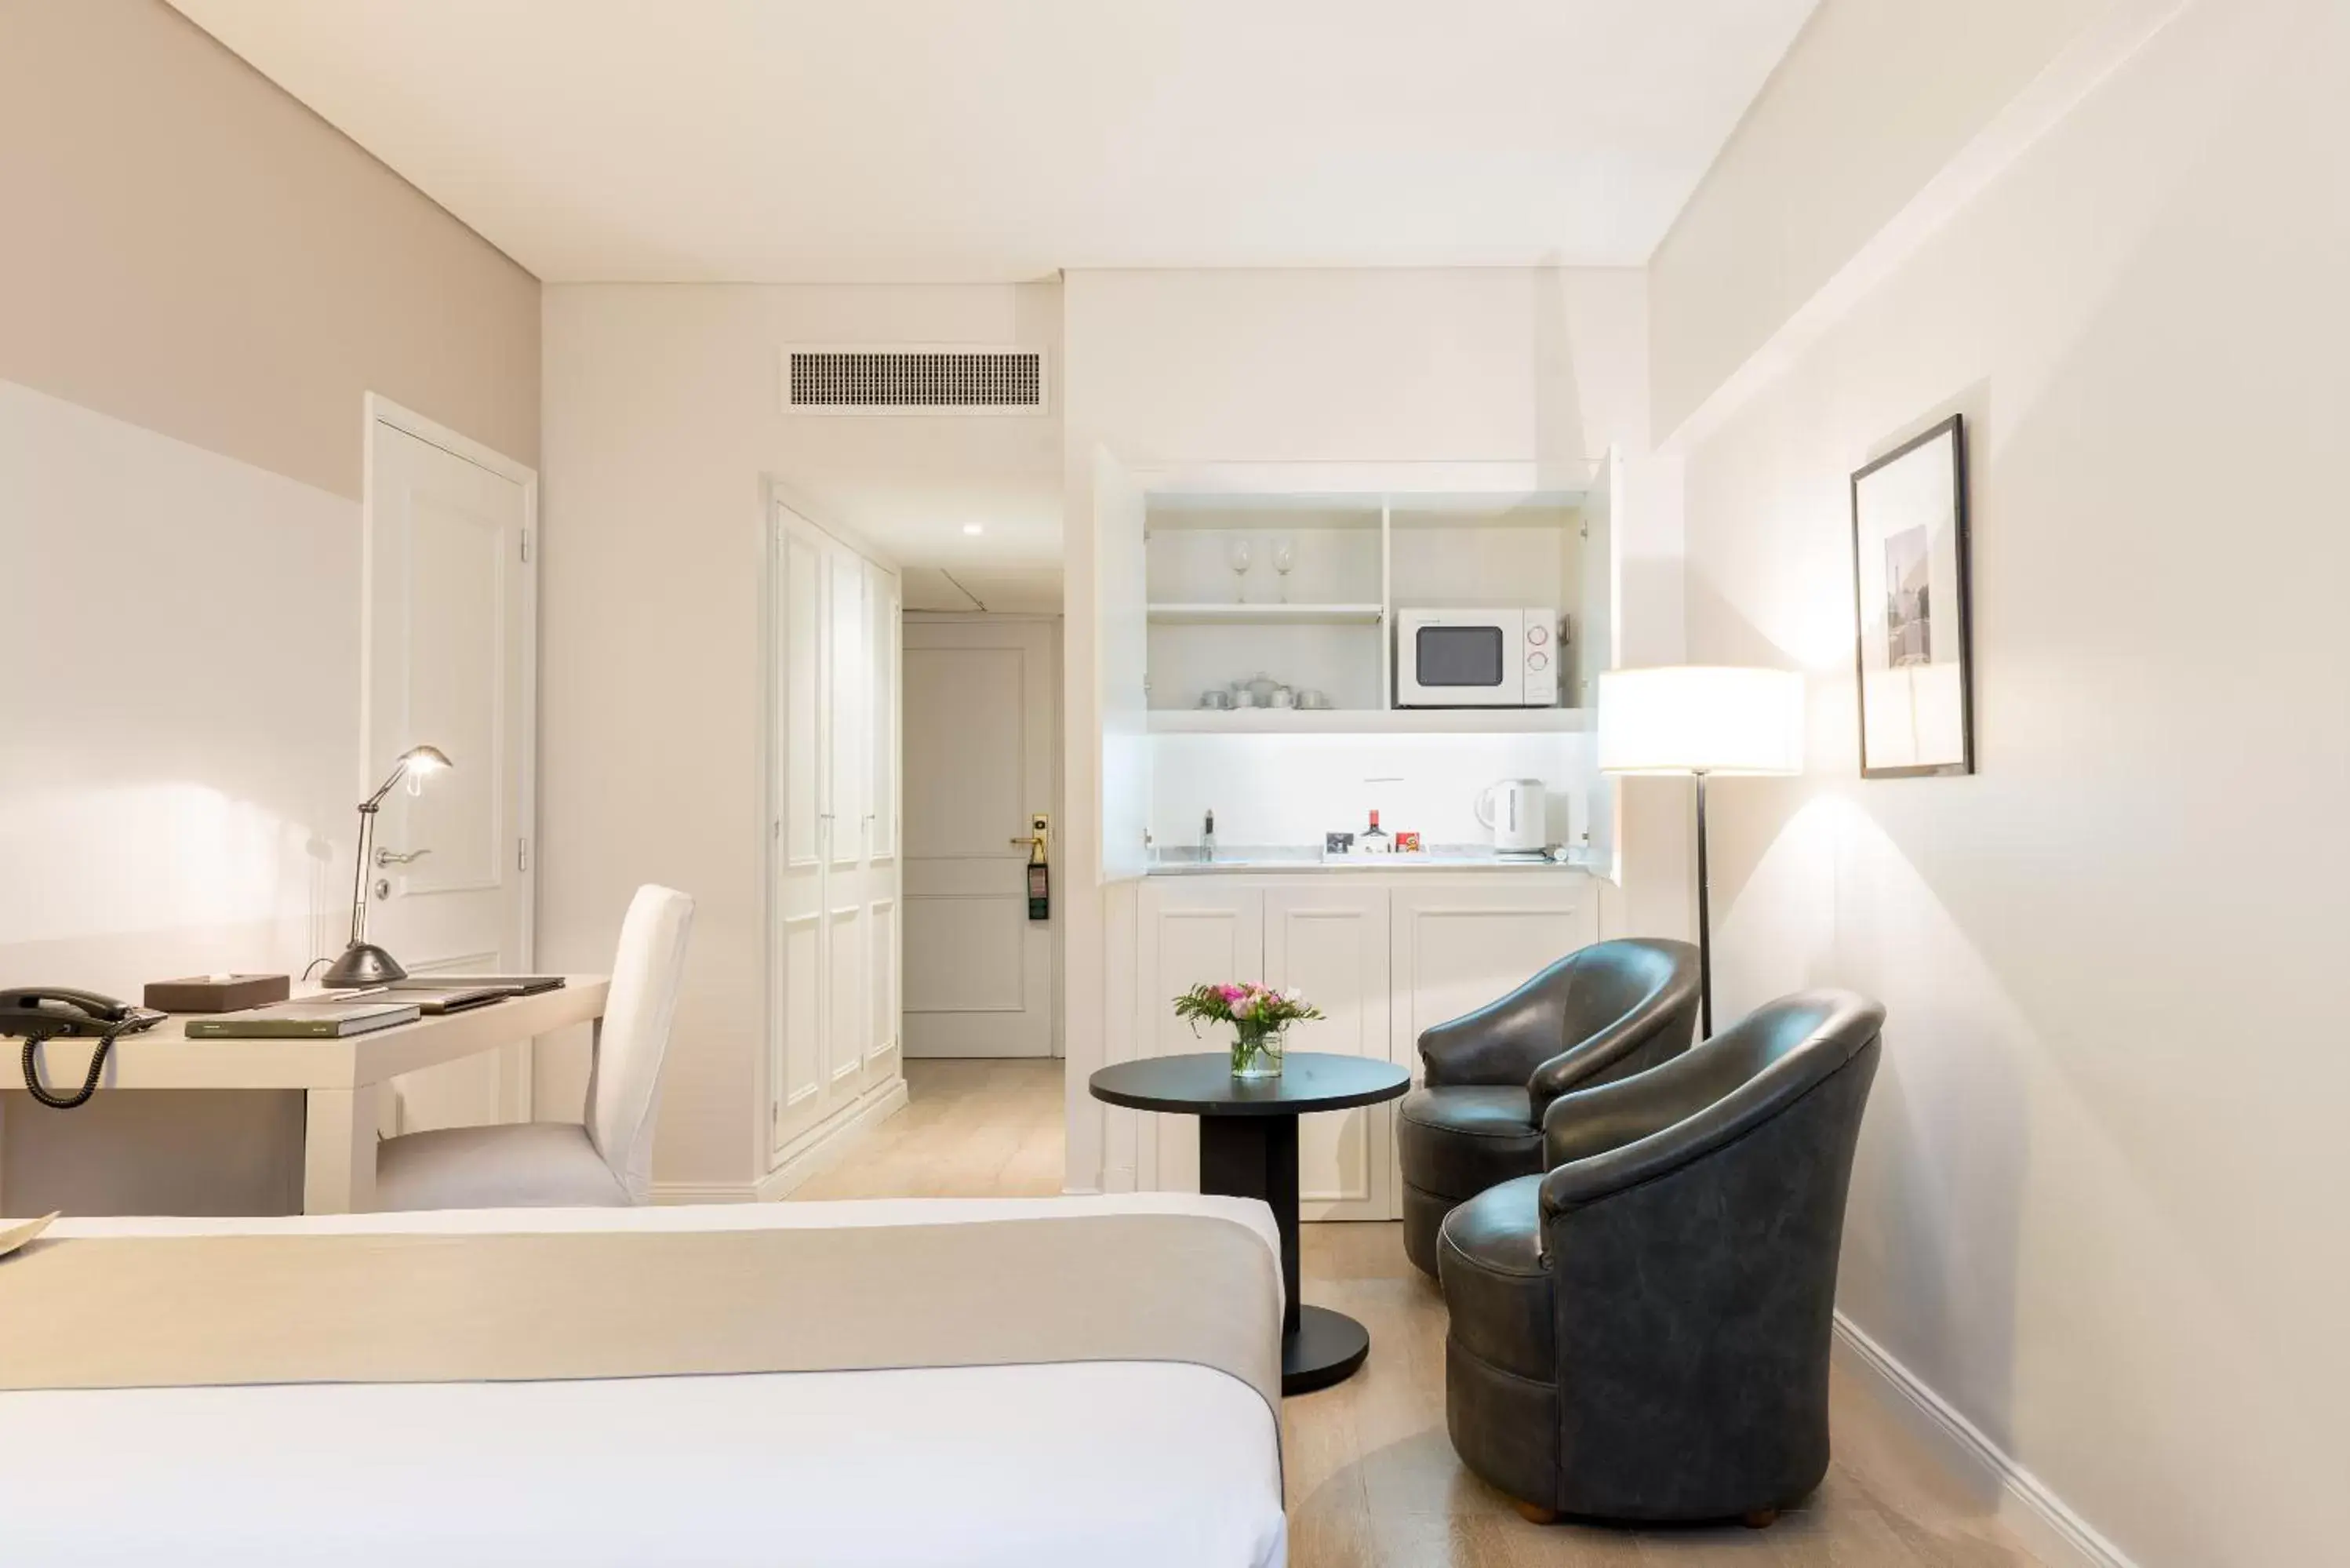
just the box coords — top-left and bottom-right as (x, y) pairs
(0, 988), (166, 1110)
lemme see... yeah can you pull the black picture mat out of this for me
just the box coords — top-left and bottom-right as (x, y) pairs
(1849, 412), (1976, 779)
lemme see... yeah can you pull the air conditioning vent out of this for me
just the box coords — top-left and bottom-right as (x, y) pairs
(784, 347), (1047, 415)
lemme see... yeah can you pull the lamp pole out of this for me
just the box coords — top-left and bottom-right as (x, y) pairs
(1693, 770), (1712, 1038)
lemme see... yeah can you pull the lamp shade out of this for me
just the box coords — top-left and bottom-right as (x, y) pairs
(1598, 666), (1805, 777)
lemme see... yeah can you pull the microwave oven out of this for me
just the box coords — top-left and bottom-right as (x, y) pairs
(1395, 609), (1565, 708)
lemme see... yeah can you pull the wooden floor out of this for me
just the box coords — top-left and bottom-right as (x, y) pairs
(787, 1057), (1068, 1201)
(792, 1058), (2043, 1568)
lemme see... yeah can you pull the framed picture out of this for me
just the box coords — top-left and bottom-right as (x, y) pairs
(1850, 413), (1973, 777)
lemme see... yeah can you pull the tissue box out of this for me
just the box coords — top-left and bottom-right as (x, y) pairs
(144, 973), (292, 1013)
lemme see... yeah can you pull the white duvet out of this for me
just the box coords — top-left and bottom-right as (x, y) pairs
(0, 1195), (1288, 1568)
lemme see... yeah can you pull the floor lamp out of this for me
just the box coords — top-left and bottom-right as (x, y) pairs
(1597, 667), (1804, 1037)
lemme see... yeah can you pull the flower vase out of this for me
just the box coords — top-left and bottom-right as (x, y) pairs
(1230, 1024), (1286, 1080)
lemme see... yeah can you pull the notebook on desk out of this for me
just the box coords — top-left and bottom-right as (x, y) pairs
(385, 974), (566, 996)
(185, 1002), (420, 1039)
(374, 984), (515, 1015)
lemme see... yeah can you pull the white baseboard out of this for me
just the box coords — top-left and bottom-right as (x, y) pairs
(649, 1077), (911, 1206)
(1832, 1312), (2136, 1568)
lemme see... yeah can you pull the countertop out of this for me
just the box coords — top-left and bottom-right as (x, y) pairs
(1147, 844), (1588, 875)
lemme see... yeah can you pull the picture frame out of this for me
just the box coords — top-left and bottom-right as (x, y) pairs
(1850, 413), (1973, 777)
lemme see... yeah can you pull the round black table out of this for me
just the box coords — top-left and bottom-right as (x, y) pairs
(1087, 1051), (1412, 1395)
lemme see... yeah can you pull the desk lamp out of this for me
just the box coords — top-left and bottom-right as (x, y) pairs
(321, 745), (450, 987)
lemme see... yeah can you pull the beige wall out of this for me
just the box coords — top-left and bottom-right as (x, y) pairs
(537, 283), (1060, 1191)
(1647, 0), (2105, 442)
(0, 0), (539, 500)
(0, 0), (539, 1215)
(1672, 0), (2347, 1560)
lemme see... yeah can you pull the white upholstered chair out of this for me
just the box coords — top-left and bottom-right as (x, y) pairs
(373, 885), (693, 1210)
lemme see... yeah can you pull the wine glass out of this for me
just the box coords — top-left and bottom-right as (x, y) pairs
(1225, 536), (1253, 603)
(1270, 537), (1296, 603)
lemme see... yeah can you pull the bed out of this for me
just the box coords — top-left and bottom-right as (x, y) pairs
(0, 1195), (1287, 1568)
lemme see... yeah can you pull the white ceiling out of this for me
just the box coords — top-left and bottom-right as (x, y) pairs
(167, 0), (1816, 282)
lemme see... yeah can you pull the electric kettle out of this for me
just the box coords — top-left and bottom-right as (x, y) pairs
(1475, 779), (1548, 853)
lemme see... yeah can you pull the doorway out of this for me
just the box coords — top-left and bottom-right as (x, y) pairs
(900, 615), (1062, 1058)
(360, 395), (537, 1135)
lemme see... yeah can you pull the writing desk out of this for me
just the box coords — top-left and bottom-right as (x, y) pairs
(9, 977), (609, 1214)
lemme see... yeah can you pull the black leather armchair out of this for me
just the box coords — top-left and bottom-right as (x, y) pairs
(1436, 990), (1885, 1526)
(1396, 939), (1701, 1275)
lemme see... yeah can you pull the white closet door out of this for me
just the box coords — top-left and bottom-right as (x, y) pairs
(863, 560), (901, 1090)
(1266, 884), (1395, 1221)
(823, 542), (871, 1101)
(772, 511), (833, 1152)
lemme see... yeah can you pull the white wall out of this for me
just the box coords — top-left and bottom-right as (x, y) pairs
(1152, 734), (1594, 853)
(0, 379), (355, 995)
(1647, 0), (2106, 442)
(1672, 0), (2348, 1561)
(537, 283), (1060, 1190)
(1059, 267), (1679, 1193)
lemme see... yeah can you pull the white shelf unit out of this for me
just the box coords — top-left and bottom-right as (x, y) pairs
(1144, 487), (1592, 728)
(1148, 708), (1590, 734)
(1146, 602), (1384, 625)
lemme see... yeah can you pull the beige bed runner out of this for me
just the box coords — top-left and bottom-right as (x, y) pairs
(0, 1213), (1282, 1416)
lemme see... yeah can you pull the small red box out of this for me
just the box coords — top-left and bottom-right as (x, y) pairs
(1394, 831), (1424, 853)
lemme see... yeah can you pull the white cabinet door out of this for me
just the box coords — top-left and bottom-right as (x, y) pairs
(1265, 884), (1395, 1221)
(1389, 880), (1600, 1082)
(1135, 880), (1264, 1195)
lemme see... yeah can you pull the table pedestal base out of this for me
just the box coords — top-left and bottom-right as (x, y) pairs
(1199, 1113), (1377, 1396)
(1284, 1304), (1371, 1395)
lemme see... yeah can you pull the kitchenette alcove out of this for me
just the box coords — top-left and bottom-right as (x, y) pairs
(1088, 453), (1628, 1217)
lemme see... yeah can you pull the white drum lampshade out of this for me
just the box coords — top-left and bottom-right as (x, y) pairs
(1598, 666), (1805, 777)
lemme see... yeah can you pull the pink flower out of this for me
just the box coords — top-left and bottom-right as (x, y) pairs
(1219, 984), (1247, 1005)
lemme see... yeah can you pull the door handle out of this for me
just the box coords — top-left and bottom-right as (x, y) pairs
(374, 846), (431, 867)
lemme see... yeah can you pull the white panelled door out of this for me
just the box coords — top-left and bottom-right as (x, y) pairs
(901, 618), (1058, 1057)
(770, 504), (902, 1160)
(362, 406), (536, 1134)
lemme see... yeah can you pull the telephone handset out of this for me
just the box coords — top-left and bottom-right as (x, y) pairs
(0, 988), (166, 1110)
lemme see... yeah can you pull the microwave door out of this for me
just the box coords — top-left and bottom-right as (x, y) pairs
(1410, 623), (1509, 704)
